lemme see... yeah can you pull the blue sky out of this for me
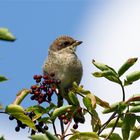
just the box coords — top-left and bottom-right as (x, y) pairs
(1, 0), (140, 139)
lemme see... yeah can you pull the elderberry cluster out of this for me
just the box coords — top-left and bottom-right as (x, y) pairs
(59, 107), (85, 130)
(30, 74), (61, 104)
(9, 111), (49, 135)
(9, 115), (27, 132)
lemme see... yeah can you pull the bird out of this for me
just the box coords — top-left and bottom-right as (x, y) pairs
(43, 35), (83, 104)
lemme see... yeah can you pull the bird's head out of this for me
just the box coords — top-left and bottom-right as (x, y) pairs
(49, 36), (82, 53)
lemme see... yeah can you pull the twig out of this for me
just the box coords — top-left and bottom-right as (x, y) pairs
(98, 111), (117, 135)
(57, 94), (64, 136)
(52, 120), (57, 136)
(104, 115), (120, 140)
(120, 83), (125, 101)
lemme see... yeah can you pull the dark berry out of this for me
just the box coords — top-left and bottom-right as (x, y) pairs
(20, 124), (26, 129)
(33, 75), (38, 80)
(17, 120), (22, 126)
(43, 75), (49, 79)
(44, 125), (48, 130)
(38, 98), (43, 104)
(30, 95), (35, 100)
(36, 79), (41, 83)
(39, 93), (44, 98)
(39, 121), (44, 127)
(36, 125), (42, 132)
(31, 85), (37, 90)
(60, 114), (66, 120)
(63, 119), (69, 125)
(15, 126), (20, 132)
(34, 91), (40, 95)
(9, 115), (15, 120)
(31, 130), (36, 135)
(73, 123), (78, 129)
(37, 75), (42, 79)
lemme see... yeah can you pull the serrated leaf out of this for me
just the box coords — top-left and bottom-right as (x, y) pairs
(118, 58), (138, 77)
(29, 134), (49, 140)
(13, 89), (30, 105)
(124, 71), (140, 86)
(69, 132), (99, 140)
(0, 28), (16, 41)
(101, 133), (122, 140)
(51, 105), (72, 120)
(0, 76), (8, 82)
(122, 114), (136, 140)
(95, 96), (110, 108)
(68, 91), (79, 106)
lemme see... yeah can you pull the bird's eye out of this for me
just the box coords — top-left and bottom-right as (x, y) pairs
(63, 41), (70, 46)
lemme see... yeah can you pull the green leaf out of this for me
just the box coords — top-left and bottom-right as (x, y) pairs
(29, 134), (49, 140)
(124, 71), (140, 86)
(0, 28), (16, 41)
(0, 76), (8, 82)
(102, 102), (126, 114)
(13, 89), (30, 105)
(95, 96), (110, 108)
(118, 58), (138, 77)
(93, 70), (117, 77)
(51, 105), (72, 120)
(6, 104), (24, 113)
(122, 113), (136, 140)
(92, 60), (110, 71)
(129, 105), (140, 113)
(69, 132), (99, 140)
(45, 131), (60, 140)
(83, 96), (92, 110)
(91, 109), (101, 132)
(0, 136), (5, 140)
(101, 133), (122, 140)
(26, 105), (46, 121)
(107, 118), (123, 128)
(68, 91), (79, 106)
(130, 130), (140, 140)
(6, 104), (36, 130)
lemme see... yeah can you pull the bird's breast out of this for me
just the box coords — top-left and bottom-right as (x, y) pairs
(43, 52), (83, 89)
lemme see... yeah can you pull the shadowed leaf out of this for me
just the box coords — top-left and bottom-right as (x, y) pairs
(0, 76), (8, 82)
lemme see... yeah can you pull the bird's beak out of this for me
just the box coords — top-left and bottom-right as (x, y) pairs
(72, 40), (83, 47)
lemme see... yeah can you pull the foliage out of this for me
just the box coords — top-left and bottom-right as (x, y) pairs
(2, 29), (140, 139)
